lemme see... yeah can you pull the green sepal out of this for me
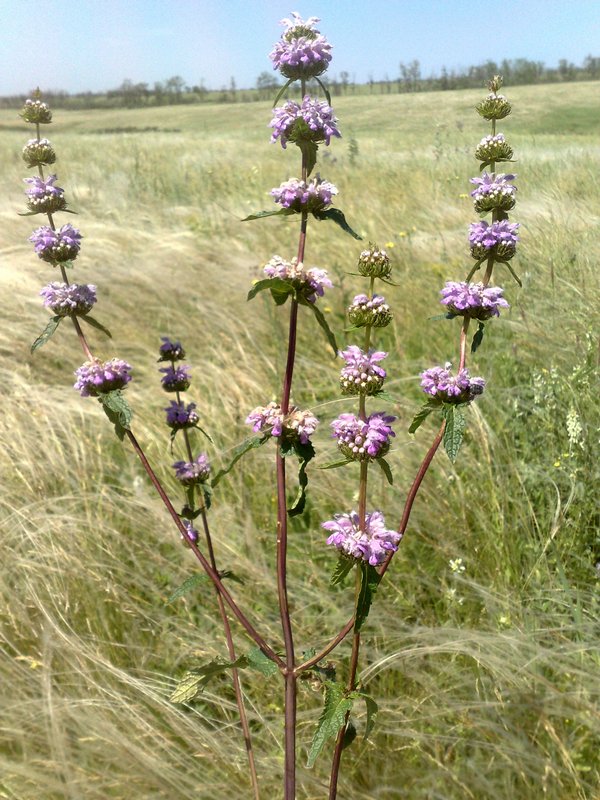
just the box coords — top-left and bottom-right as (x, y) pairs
(247, 277), (295, 303)
(211, 434), (270, 487)
(97, 390), (133, 441)
(166, 573), (208, 604)
(80, 315), (112, 338)
(376, 457), (393, 486)
(471, 321), (485, 353)
(313, 208), (362, 240)
(330, 553), (356, 587)
(297, 137), (319, 178)
(318, 458), (353, 470)
(408, 400), (438, 434)
(299, 297), (338, 356)
(358, 692), (379, 741)
(307, 681), (354, 768)
(242, 208), (296, 222)
(30, 315), (61, 353)
(315, 76), (332, 106)
(442, 403), (466, 462)
(170, 655), (248, 704)
(354, 562), (381, 632)
(272, 78), (294, 107)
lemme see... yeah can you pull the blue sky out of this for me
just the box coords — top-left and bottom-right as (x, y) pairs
(1, 0), (599, 95)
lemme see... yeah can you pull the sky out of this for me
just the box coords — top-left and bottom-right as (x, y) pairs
(1, 0), (599, 96)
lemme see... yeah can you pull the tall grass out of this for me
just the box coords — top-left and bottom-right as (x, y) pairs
(0, 82), (598, 798)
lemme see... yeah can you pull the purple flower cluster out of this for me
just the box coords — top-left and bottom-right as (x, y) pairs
(469, 219), (519, 260)
(22, 138), (56, 167)
(269, 13), (333, 80)
(40, 282), (97, 317)
(420, 362), (485, 404)
(348, 294), (393, 328)
(263, 254), (332, 302)
(173, 453), (211, 485)
(29, 224), (82, 263)
(440, 281), (509, 320)
(271, 176), (337, 213)
(322, 510), (401, 566)
(24, 174), (66, 213)
(339, 346), (387, 396)
(331, 412), (396, 461)
(474, 133), (513, 163)
(245, 401), (319, 445)
(164, 400), (200, 429)
(270, 95), (341, 148)
(160, 364), (191, 392)
(158, 336), (185, 361)
(470, 172), (517, 213)
(74, 358), (132, 397)
(182, 520), (199, 544)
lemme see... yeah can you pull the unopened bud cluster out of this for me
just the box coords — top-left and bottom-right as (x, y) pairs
(20, 97), (52, 124)
(348, 293), (392, 328)
(22, 138), (56, 167)
(357, 245), (391, 279)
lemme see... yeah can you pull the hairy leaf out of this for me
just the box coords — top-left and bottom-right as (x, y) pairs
(247, 277), (295, 303)
(376, 457), (393, 486)
(297, 138), (319, 178)
(272, 78), (294, 107)
(442, 404), (466, 462)
(354, 563), (381, 632)
(288, 440), (315, 517)
(166, 573), (208, 604)
(315, 76), (332, 106)
(81, 315), (112, 338)
(341, 721), (357, 750)
(170, 656), (247, 704)
(314, 208), (362, 240)
(97, 390), (133, 440)
(330, 554), (356, 587)
(359, 693), (379, 741)
(31, 315), (61, 353)
(307, 682), (354, 768)
(408, 402), (436, 434)
(193, 424), (214, 444)
(246, 646), (279, 677)
(318, 458), (353, 470)
(211, 435), (270, 487)
(242, 208), (295, 222)
(301, 299), (338, 356)
(471, 321), (485, 353)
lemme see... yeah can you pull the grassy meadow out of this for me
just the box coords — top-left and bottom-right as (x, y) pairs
(0, 82), (599, 799)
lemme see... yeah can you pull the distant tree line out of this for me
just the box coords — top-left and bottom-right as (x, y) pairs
(2, 55), (599, 110)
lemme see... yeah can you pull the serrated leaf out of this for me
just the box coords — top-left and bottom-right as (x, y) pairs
(247, 277), (295, 302)
(442, 404), (466, 463)
(330, 554), (356, 586)
(246, 646), (279, 677)
(80, 315), (112, 338)
(301, 299), (338, 356)
(31, 315), (61, 353)
(242, 208), (296, 222)
(318, 458), (353, 470)
(359, 693), (379, 741)
(315, 76), (332, 106)
(272, 78), (294, 107)
(376, 457), (393, 486)
(97, 390), (133, 440)
(297, 138), (319, 177)
(471, 321), (485, 353)
(166, 573), (208, 604)
(408, 402), (437, 434)
(314, 208), (362, 240)
(211, 435), (270, 487)
(354, 563), (381, 632)
(307, 682), (354, 768)
(170, 656), (248, 704)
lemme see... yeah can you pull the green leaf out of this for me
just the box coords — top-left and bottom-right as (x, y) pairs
(31, 315), (61, 353)
(504, 260), (523, 287)
(297, 138), (319, 177)
(80, 314), (112, 338)
(97, 390), (133, 440)
(166, 573), (208, 604)
(314, 208), (362, 240)
(192, 424), (214, 444)
(219, 569), (245, 585)
(287, 440), (315, 517)
(428, 312), (457, 321)
(354, 563), (381, 632)
(376, 457), (393, 486)
(359, 693), (379, 741)
(247, 277), (295, 302)
(211, 435), (270, 487)
(330, 554), (356, 587)
(315, 76), (332, 106)
(246, 646), (279, 677)
(272, 78), (294, 107)
(170, 656), (248, 704)
(341, 721), (357, 750)
(242, 208), (296, 222)
(408, 402), (437, 434)
(307, 681), (354, 768)
(442, 404), (466, 463)
(318, 458), (353, 471)
(471, 321), (485, 353)
(373, 390), (399, 404)
(301, 299), (338, 356)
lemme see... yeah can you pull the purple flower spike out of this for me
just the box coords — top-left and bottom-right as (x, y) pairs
(339, 345), (387, 396)
(469, 219), (519, 261)
(40, 282), (97, 317)
(245, 401), (319, 445)
(172, 453), (211, 486)
(470, 172), (517, 213)
(420, 362), (485, 404)
(269, 13), (333, 80)
(271, 176), (337, 213)
(440, 281), (509, 320)
(164, 400), (199, 429)
(74, 358), (132, 397)
(270, 95), (341, 148)
(24, 174), (66, 214)
(263, 254), (332, 303)
(160, 364), (191, 392)
(322, 510), (402, 566)
(158, 336), (185, 362)
(29, 224), (82, 263)
(331, 412), (395, 461)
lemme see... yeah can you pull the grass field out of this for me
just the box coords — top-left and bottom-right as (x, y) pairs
(0, 81), (599, 799)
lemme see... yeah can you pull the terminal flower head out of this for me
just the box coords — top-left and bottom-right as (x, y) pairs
(74, 358), (132, 397)
(21, 97), (52, 124)
(357, 244), (391, 279)
(158, 336), (186, 362)
(269, 13), (333, 80)
(323, 510), (401, 566)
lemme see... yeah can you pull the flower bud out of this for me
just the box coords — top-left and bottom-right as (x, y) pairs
(22, 138), (56, 167)
(348, 294), (393, 328)
(474, 133), (513, 164)
(20, 98), (52, 124)
(357, 244), (391, 279)
(476, 93), (511, 121)
(158, 337), (186, 362)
